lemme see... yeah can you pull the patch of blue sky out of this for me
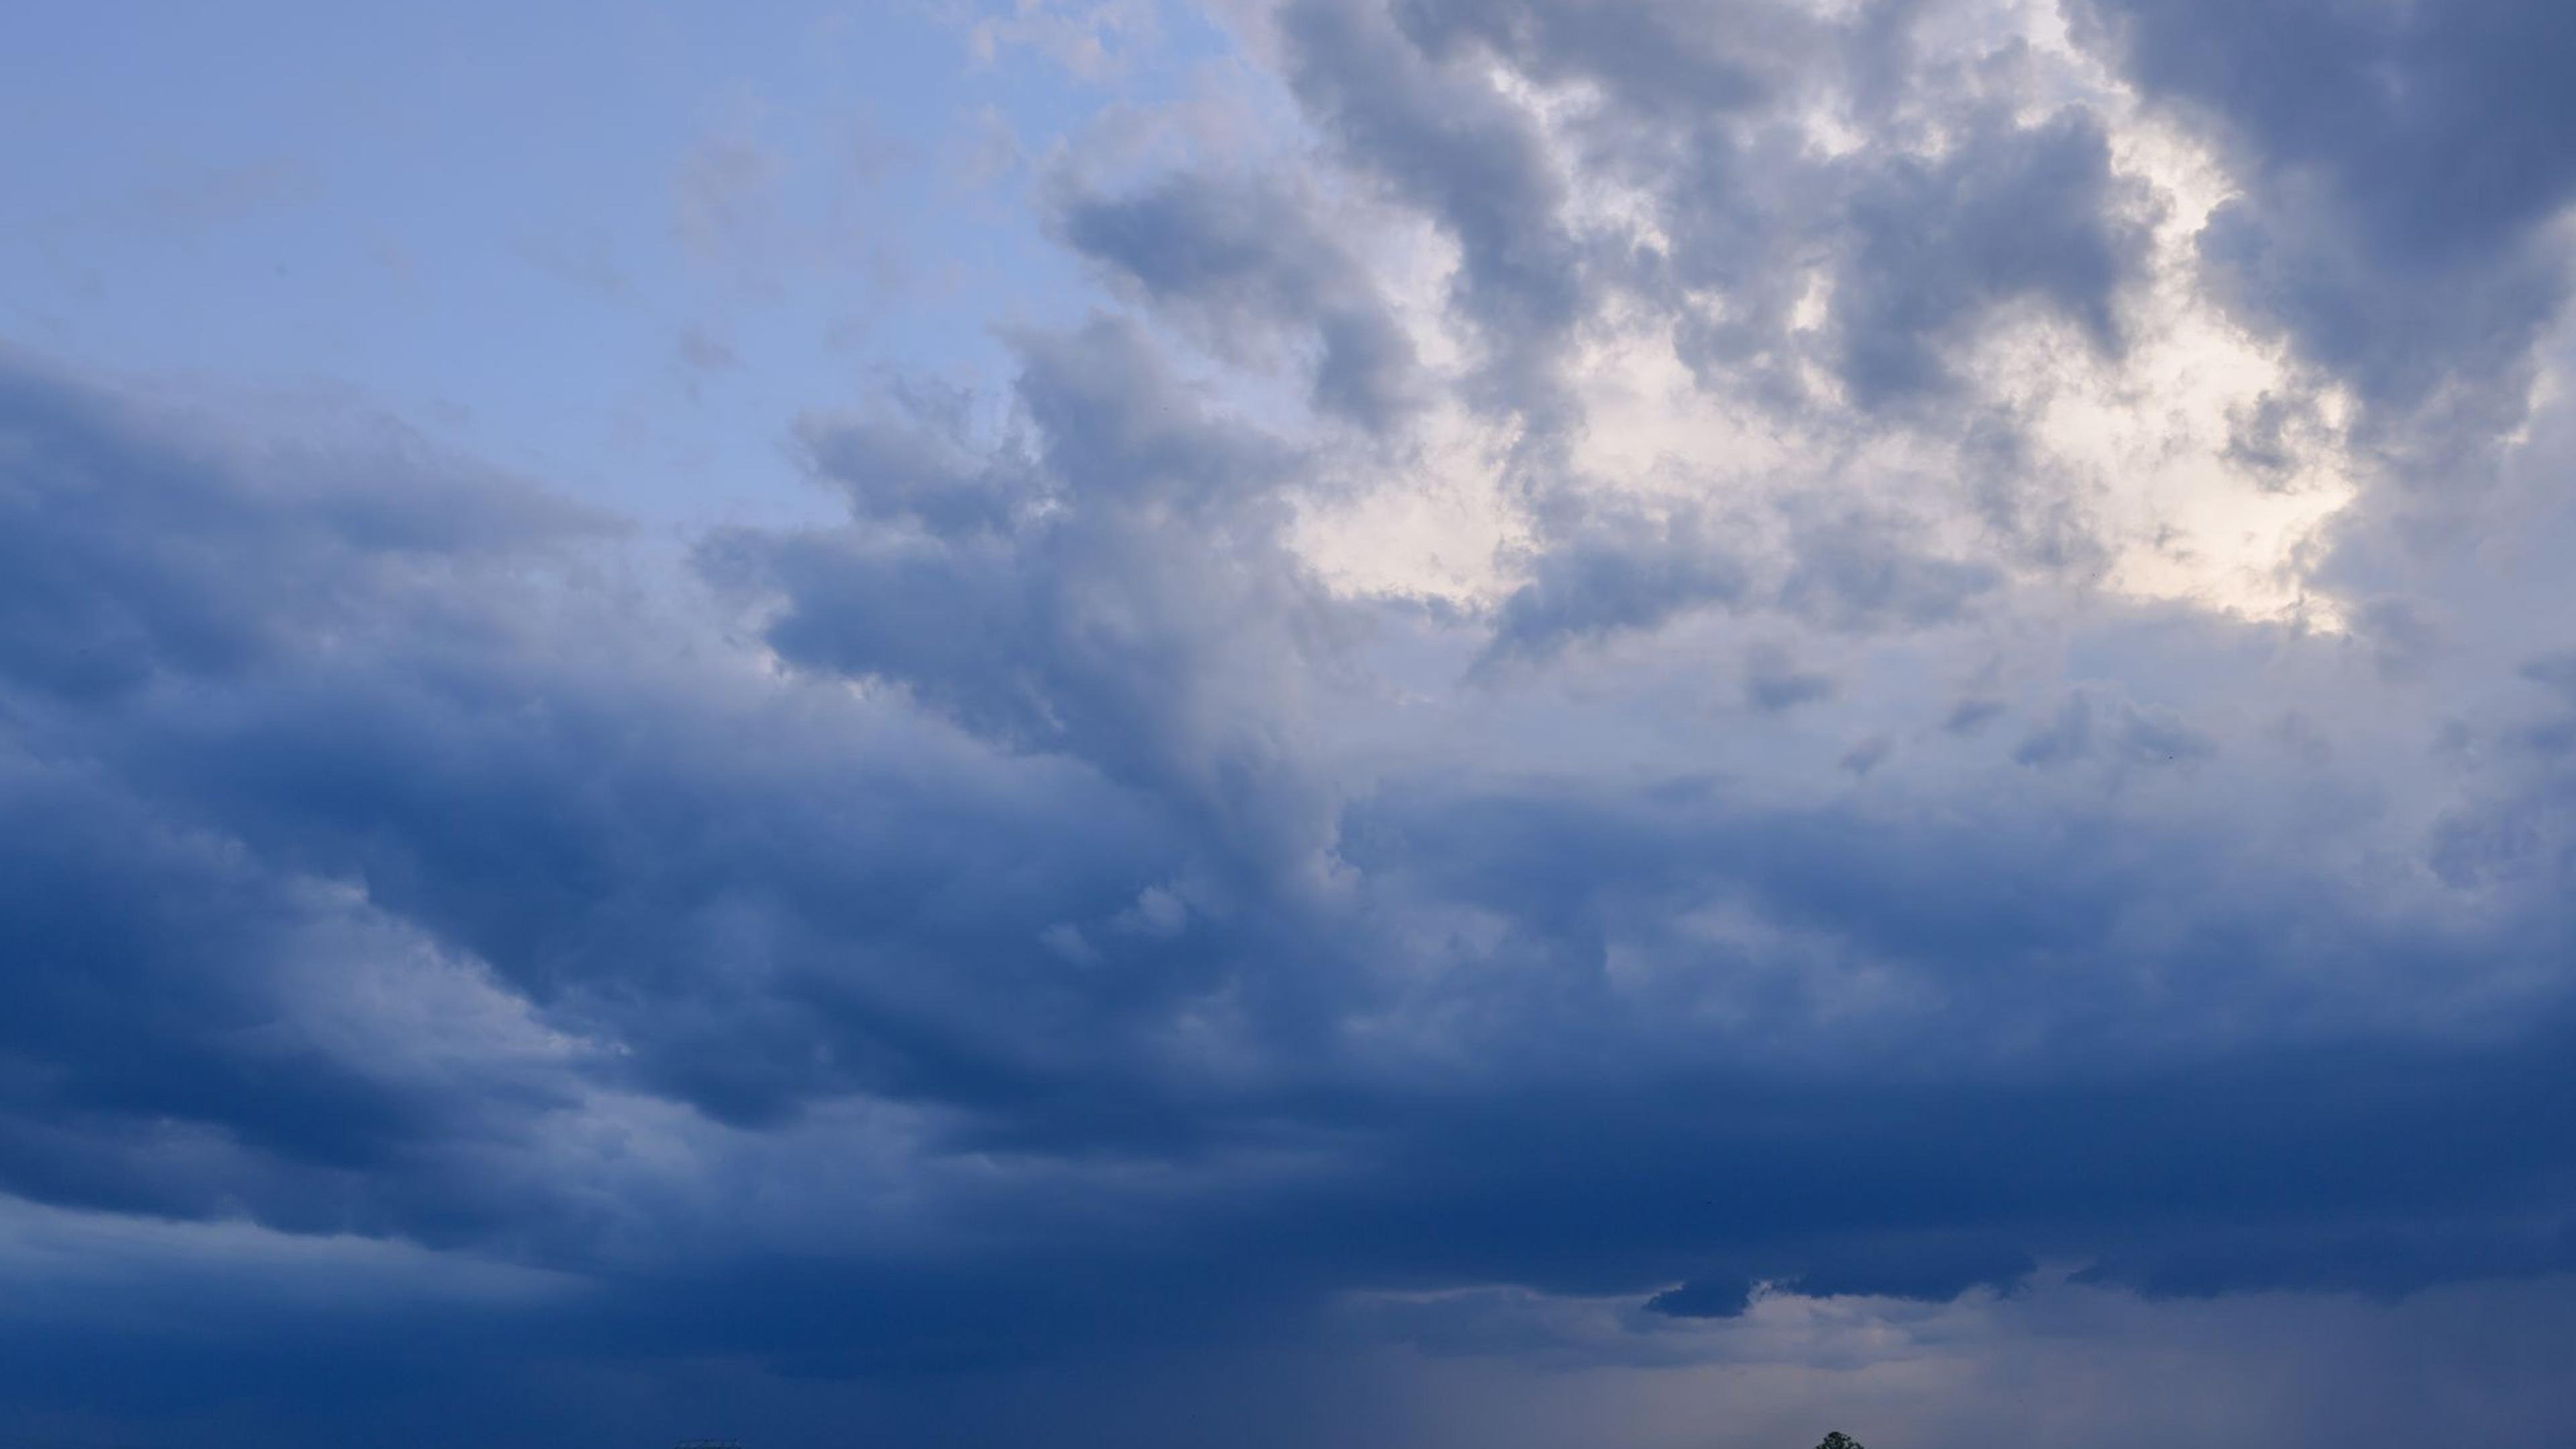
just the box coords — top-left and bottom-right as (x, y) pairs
(0, 1), (1235, 532)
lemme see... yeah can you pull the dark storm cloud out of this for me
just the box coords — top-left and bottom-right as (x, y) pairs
(11, 3), (2576, 1444)
(0, 761), (431, 1212)
(10, 296), (2576, 1446)
(2072, 0), (2576, 274)
(28, 305), (2576, 1369)
(2072, 0), (2576, 417)
(0, 358), (590, 702)
(1303, 769), (2576, 1302)
(0, 358), (602, 1231)
(0, 349), (1211, 1179)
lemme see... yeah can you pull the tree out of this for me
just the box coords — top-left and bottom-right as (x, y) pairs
(1815, 1435), (1866, 1449)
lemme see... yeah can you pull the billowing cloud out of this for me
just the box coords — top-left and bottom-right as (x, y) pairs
(9, 1), (2576, 1444)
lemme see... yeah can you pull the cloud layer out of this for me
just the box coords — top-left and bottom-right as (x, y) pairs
(8, 1), (2576, 1444)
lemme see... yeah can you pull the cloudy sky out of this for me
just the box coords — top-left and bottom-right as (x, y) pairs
(6, 1), (2576, 1445)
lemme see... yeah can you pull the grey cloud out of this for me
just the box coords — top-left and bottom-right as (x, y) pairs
(16, 3), (2576, 1442)
(1943, 697), (2006, 735)
(793, 376), (1038, 535)
(1334, 0), (2153, 415)
(2014, 688), (2218, 770)
(1833, 105), (2151, 406)
(2072, 0), (2576, 272)
(2074, 0), (2576, 423)
(18, 322), (2571, 1352)
(0, 347), (1213, 1178)
(12, 310), (2576, 1445)
(1778, 509), (2001, 633)
(2424, 655), (2576, 892)
(706, 316), (1347, 887)
(0, 356), (594, 702)
(1481, 506), (1750, 663)
(1268, 0), (2141, 645)
(1743, 644), (1835, 714)
(1839, 733), (1894, 775)
(1058, 171), (1421, 431)
(1281, 0), (1591, 429)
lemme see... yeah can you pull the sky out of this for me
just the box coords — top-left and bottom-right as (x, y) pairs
(5, 1), (2576, 1446)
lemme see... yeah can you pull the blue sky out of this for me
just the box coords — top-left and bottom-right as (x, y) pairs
(2, 1), (1230, 528)
(7, 3), (2576, 1447)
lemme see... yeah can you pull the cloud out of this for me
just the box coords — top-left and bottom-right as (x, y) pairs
(1057, 170), (1423, 430)
(2071, 0), (2576, 431)
(11, 1), (2576, 1444)
(1743, 644), (1835, 714)
(1481, 504), (1750, 662)
(1279, 0), (1593, 427)
(963, 0), (1163, 82)
(1829, 104), (2152, 407)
